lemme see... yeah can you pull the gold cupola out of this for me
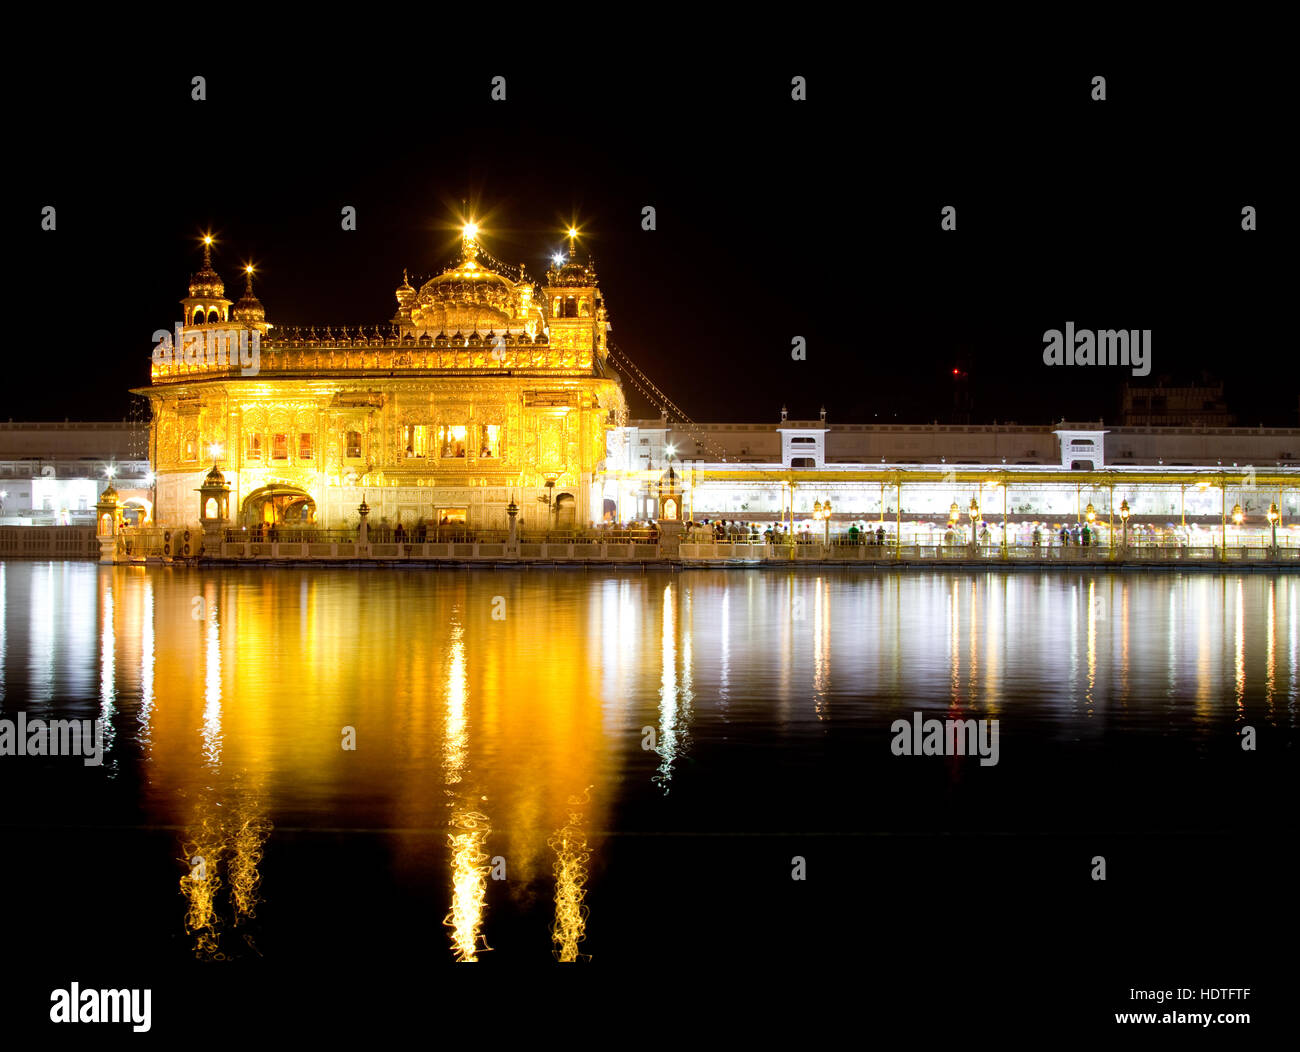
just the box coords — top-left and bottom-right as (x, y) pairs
(232, 265), (269, 332)
(397, 223), (545, 340)
(181, 235), (232, 327)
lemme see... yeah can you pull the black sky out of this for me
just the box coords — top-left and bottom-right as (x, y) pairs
(13, 42), (1293, 427)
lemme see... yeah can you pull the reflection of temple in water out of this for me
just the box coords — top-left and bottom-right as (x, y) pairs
(91, 565), (633, 961)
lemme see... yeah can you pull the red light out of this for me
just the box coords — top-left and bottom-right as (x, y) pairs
(952, 368), (960, 375)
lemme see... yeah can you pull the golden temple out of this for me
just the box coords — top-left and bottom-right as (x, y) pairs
(137, 226), (627, 531)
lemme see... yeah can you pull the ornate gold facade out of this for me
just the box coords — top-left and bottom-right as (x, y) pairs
(137, 229), (627, 530)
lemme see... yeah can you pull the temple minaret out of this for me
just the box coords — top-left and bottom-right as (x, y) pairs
(180, 235), (231, 328)
(231, 265), (270, 334)
(545, 227), (607, 363)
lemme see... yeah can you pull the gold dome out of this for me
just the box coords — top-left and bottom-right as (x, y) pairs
(232, 269), (266, 323)
(401, 232), (539, 337)
(188, 240), (225, 299)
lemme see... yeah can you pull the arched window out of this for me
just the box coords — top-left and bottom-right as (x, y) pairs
(194, 309), (205, 325)
(207, 309), (220, 323)
(345, 430), (361, 458)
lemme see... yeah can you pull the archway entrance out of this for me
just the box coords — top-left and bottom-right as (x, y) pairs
(555, 492), (576, 529)
(121, 499), (151, 526)
(242, 485), (317, 526)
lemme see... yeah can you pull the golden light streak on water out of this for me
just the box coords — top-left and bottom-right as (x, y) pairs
(813, 576), (829, 718)
(229, 793), (271, 926)
(202, 591), (222, 768)
(950, 578), (960, 707)
(441, 620), (491, 962)
(1086, 578), (1097, 714)
(444, 812), (491, 963)
(968, 577), (979, 706)
(1234, 578), (1246, 712)
(137, 576), (154, 751)
(179, 779), (271, 959)
(549, 790), (592, 962)
(1120, 584), (1130, 703)
(1266, 578), (1276, 709)
(655, 582), (680, 790)
(99, 581), (117, 764)
(179, 816), (222, 959)
(1196, 578), (1213, 712)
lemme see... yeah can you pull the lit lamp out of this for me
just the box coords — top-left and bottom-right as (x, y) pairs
(1267, 502), (1279, 552)
(1119, 499), (1130, 551)
(813, 499), (832, 545)
(968, 497), (981, 548)
(1231, 503), (1244, 525)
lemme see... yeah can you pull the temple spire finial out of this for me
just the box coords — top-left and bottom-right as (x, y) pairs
(461, 221), (480, 262)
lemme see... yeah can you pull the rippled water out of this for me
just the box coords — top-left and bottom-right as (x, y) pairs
(1, 561), (1296, 981)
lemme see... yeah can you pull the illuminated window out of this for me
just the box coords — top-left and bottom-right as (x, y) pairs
(272, 433), (288, 460)
(436, 507), (467, 526)
(439, 425), (467, 458)
(403, 424), (428, 458)
(182, 432), (197, 461)
(247, 433), (263, 461)
(299, 433), (313, 460)
(345, 430), (361, 458)
(479, 424), (501, 458)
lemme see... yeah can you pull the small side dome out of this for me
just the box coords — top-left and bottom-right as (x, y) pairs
(188, 240), (225, 299)
(231, 268), (266, 323)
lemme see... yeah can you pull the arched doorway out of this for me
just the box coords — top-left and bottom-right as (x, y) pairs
(555, 492), (576, 529)
(242, 485), (317, 526)
(121, 499), (151, 526)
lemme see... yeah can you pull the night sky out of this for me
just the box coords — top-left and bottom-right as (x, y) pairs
(15, 46), (1292, 427)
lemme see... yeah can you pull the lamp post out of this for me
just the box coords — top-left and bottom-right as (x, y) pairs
(1267, 502), (1279, 554)
(1119, 499), (1130, 555)
(1085, 502), (1096, 549)
(538, 471), (560, 531)
(812, 499), (832, 546)
(968, 497), (981, 553)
